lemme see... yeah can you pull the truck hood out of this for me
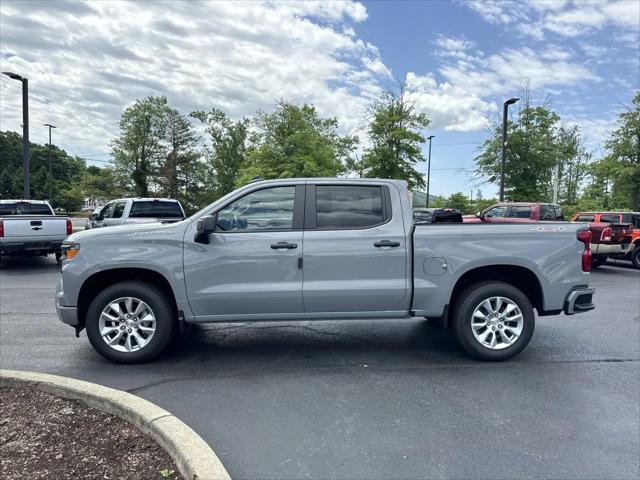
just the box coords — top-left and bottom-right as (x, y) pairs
(66, 219), (190, 243)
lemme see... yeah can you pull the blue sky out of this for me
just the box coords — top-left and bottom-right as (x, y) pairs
(1, 0), (638, 198)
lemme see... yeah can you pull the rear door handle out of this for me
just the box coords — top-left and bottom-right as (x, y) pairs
(271, 242), (297, 249)
(374, 240), (400, 248)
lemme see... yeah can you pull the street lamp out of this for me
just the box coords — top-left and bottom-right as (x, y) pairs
(500, 97), (519, 202)
(426, 135), (434, 207)
(2, 71), (30, 199)
(44, 123), (57, 205)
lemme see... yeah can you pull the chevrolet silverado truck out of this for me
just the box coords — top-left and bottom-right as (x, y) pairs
(56, 179), (595, 363)
(1, 200), (72, 261)
(85, 198), (185, 229)
(572, 211), (639, 269)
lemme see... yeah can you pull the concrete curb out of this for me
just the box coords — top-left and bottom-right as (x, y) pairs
(0, 369), (231, 480)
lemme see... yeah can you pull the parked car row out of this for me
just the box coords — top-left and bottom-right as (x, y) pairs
(456, 201), (638, 270)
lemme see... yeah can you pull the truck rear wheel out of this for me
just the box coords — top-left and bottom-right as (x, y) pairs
(631, 248), (640, 270)
(85, 281), (176, 364)
(452, 281), (535, 361)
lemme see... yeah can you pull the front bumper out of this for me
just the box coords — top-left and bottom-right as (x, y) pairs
(591, 243), (635, 255)
(564, 287), (595, 315)
(55, 284), (79, 326)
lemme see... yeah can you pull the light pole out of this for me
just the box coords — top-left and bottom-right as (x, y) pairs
(426, 135), (434, 207)
(500, 97), (519, 202)
(2, 71), (30, 199)
(44, 123), (57, 205)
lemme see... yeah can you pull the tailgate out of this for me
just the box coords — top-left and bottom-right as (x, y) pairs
(2, 216), (68, 238)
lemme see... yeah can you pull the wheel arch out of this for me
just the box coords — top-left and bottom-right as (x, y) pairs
(77, 268), (178, 329)
(447, 264), (544, 325)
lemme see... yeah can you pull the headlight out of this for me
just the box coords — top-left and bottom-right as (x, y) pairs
(61, 243), (80, 260)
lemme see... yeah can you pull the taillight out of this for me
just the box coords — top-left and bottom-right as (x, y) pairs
(600, 227), (612, 242)
(577, 229), (592, 272)
(66, 218), (72, 235)
(0, 220), (4, 238)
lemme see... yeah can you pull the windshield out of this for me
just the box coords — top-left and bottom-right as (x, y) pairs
(129, 201), (184, 218)
(0, 203), (53, 215)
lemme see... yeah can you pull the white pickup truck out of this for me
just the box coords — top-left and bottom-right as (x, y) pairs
(85, 198), (185, 229)
(0, 200), (71, 261)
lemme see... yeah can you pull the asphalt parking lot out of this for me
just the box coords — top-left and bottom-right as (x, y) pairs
(1, 256), (639, 479)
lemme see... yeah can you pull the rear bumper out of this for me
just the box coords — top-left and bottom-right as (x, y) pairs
(564, 287), (595, 315)
(591, 243), (635, 255)
(0, 239), (63, 254)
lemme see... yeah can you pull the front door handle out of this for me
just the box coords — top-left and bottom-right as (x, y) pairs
(374, 240), (400, 248)
(271, 242), (297, 249)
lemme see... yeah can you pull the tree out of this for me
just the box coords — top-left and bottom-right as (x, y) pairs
(160, 109), (199, 201)
(603, 92), (640, 210)
(111, 96), (169, 196)
(357, 87), (430, 190)
(476, 92), (559, 202)
(191, 108), (249, 199)
(447, 192), (472, 214)
(242, 101), (357, 183)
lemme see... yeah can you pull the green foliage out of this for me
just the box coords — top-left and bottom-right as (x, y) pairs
(111, 96), (170, 196)
(597, 91), (640, 210)
(475, 90), (589, 204)
(241, 101), (357, 184)
(356, 88), (430, 190)
(446, 192), (472, 214)
(191, 108), (249, 199)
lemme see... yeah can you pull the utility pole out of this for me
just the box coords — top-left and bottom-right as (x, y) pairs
(552, 163), (560, 204)
(3, 72), (30, 198)
(426, 135), (434, 207)
(500, 97), (519, 202)
(44, 123), (57, 205)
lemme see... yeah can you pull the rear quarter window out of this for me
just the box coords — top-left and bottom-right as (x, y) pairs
(129, 201), (184, 218)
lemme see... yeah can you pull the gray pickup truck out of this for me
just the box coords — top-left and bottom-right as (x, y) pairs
(56, 178), (595, 363)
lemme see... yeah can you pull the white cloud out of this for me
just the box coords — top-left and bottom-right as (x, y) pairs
(0, 0), (383, 156)
(464, 0), (640, 40)
(404, 72), (496, 131)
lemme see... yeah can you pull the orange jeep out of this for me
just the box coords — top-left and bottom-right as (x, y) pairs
(571, 212), (640, 269)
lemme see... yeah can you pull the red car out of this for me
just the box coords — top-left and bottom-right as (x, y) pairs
(465, 203), (564, 222)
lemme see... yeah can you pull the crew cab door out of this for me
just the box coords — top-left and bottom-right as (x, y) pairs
(301, 183), (409, 314)
(183, 185), (305, 319)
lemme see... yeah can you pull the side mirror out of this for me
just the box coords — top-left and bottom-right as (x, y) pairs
(476, 211), (482, 218)
(89, 213), (98, 221)
(194, 214), (217, 244)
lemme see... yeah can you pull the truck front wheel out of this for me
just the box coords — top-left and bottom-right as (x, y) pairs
(452, 281), (535, 361)
(85, 281), (176, 364)
(631, 248), (640, 270)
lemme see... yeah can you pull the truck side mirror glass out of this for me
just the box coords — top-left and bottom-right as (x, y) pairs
(195, 213), (217, 244)
(89, 214), (98, 221)
(476, 211), (482, 218)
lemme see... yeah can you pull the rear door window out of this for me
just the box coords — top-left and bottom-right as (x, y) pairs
(600, 214), (620, 223)
(315, 185), (386, 229)
(129, 201), (184, 218)
(507, 206), (532, 218)
(539, 205), (555, 220)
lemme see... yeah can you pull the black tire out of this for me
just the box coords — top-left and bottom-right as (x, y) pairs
(55, 252), (62, 263)
(631, 248), (640, 270)
(590, 254), (607, 268)
(85, 281), (176, 364)
(452, 281), (535, 361)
